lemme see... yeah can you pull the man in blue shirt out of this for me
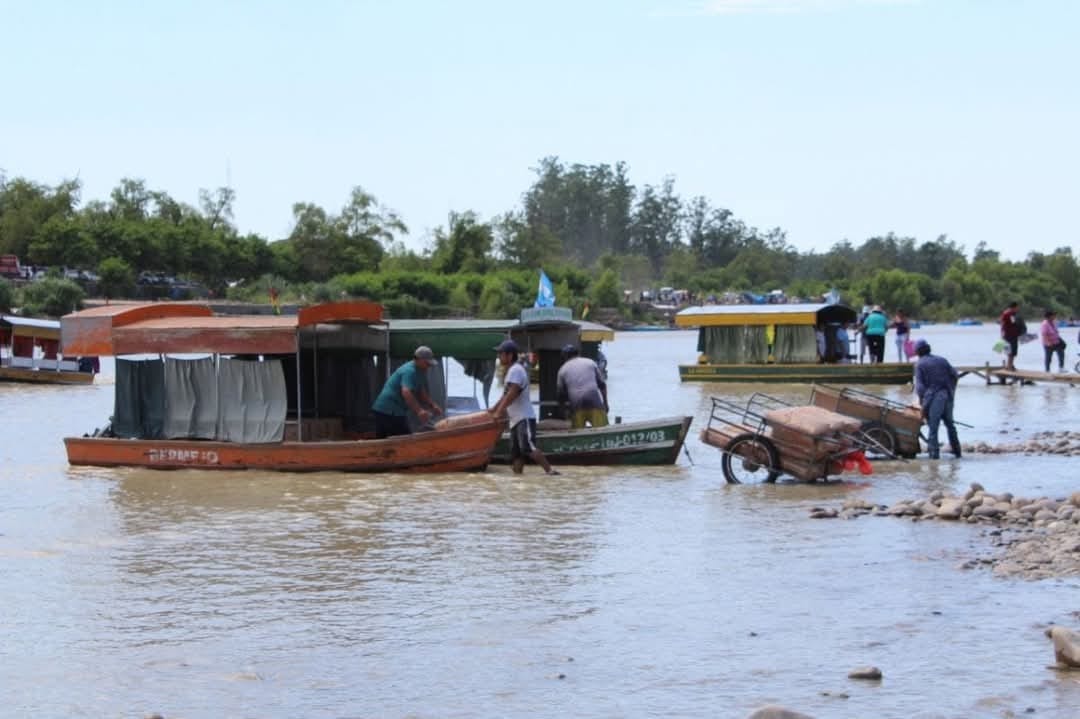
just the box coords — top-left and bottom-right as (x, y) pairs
(372, 345), (443, 438)
(914, 339), (961, 459)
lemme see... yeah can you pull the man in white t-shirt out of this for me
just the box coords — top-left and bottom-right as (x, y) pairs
(488, 339), (559, 475)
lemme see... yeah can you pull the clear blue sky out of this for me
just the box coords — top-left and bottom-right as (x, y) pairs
(3, 0), (1077, 261)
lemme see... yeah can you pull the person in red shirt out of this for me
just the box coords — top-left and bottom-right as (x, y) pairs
(999, 301), (1023, 371)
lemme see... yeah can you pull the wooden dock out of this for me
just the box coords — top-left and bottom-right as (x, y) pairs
(956, 363), (1079, 386)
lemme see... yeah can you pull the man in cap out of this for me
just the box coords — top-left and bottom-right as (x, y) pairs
(489, 339), (559, 475)
(556, 344), (609, 428)
(371, 345), (442, 438)
(913, 339), (961, 459)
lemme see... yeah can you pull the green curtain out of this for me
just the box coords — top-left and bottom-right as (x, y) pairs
(701, 326), (769, 364)
(773, 325), (818, 363)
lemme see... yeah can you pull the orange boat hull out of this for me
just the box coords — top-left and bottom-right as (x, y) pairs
(65, 416), (504, 473)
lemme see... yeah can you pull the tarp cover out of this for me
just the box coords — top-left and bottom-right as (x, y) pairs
(114, 359), (166, 439)
(773, 325), (819, 363)
(699, 326), (770, 364)
(163, 357), (219, 439)
(216, 358), (287, 443)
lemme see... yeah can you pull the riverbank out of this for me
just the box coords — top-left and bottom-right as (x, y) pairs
(814, 482), (1080, 580)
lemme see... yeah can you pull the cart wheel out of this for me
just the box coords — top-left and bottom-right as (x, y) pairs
(722, 433), (781, 484)
(861, 421), (897, 459)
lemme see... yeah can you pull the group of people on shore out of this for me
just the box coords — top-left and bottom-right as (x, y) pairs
(371, 339), (610, 475)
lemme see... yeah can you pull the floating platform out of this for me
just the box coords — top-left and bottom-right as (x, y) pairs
(955, 364), (1079, 386)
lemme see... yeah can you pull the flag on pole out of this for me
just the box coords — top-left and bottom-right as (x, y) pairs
(534, 269), (555, 308)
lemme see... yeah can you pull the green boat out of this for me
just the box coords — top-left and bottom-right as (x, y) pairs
(492, 415), (694, 466)
(675, 303), (914, 385)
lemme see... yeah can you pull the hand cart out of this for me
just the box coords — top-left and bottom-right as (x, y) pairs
(809, 384), (923, 459)
(700, 395), (877, 484)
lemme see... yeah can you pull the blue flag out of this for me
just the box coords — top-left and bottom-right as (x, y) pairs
(534, 269), (555, 308)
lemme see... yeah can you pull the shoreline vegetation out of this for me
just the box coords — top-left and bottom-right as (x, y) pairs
(2, 159), (1078, 323)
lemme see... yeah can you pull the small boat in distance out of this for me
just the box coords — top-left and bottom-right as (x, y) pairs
(1, 314), (96, 385)
(675, 303), (913, 384)
(954, 318), (983, 326)
(60, 302), (504, 473)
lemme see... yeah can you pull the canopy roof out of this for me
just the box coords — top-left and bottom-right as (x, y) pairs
(61, 302), (384, 356)
(675, 303), (857, 328)
(386, 318), (615, 360)
(1, 314), (61, 341)
(387, 319), (518, 360)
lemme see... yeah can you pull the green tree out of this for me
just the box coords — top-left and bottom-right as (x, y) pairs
(20, 277), (85, 317)
(0, 278), (12, 311)
(866, 269), (925, 315)
(429, 212), (493, 274)
(590, 269), (621, 307)
(98, 257), (136, 299)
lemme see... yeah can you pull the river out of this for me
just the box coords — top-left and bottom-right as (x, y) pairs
(2, 324), (1078, 718)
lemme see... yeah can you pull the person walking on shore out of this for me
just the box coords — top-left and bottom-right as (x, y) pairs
(1040, 309), (1066, 373)
(999, 301), (1024, 371)
(489, 339), (559, 475)
(914, 339), (961, 460)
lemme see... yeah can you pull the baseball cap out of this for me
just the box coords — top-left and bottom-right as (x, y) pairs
(414, 346), (435, 360)
(494, 339), (519, 353)
(914, 339), (930, 354)
(562, 344), (579, 357)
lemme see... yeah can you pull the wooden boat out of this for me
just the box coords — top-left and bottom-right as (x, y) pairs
(386, 309), (689, 465)
(1, 314), (96, 385)
(675, 303), (914, 385)
(492, 415), (693, 466)
(59, 302), (504, 473)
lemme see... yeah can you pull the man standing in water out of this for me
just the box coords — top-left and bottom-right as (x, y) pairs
(914, 339), (961, 460)
(489, 339), (559, 475)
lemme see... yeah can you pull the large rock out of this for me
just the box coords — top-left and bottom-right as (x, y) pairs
(936, 498), (965, 519)
(1046, 626), (1080, 668)
(747, 707), (816, 719)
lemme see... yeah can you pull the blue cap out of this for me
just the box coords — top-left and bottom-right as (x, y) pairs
(495, 339), (519, 353)
(562, 344), (579, 357)
(915, 339), (930, 354)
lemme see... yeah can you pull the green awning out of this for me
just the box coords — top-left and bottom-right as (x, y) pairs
(387, 319), (517, 360)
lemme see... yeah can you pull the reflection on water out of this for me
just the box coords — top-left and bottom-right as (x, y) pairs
(2, 327), (1079, 718)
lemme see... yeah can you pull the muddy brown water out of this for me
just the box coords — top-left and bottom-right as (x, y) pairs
(2, 325), (1079, 718)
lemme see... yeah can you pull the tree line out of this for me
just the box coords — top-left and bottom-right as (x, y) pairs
(1, 161), (1077, 320)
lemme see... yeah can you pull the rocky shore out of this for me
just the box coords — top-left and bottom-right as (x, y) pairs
(961, 429), (1080, 456)
(810, 482), (1080, 580)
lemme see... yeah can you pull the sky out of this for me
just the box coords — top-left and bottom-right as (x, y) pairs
(2, 0), (1077, 261)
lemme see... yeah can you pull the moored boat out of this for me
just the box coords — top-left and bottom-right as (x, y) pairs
(1, 314), (96, 385)
(60, 302), (504, 473)
(675, 303), (913, 385)
(492, 415), (693, 466)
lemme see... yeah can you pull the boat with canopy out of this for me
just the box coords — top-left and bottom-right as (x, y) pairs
(1, 314), (96, 384)
(59, 302), (503, 472)
(676, 303), (914, 384)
